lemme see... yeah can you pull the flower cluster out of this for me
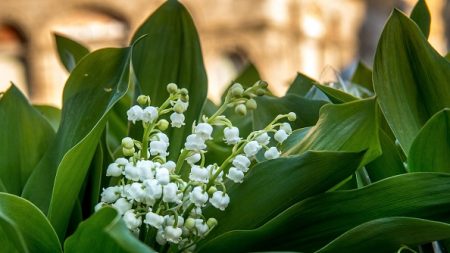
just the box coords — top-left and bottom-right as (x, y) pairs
(96, 81), (296, 251)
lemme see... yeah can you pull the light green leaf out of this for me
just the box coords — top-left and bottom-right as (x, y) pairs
(280, 127), (311, 153)
(286, 72), (316, 97)
(0, 85), (55, 195)
(350, 61), (373, 92)
(253, 95), (327, 130)
(285, 98), (381, 167)
(131, 0), (207, 160)
(0, 193), (61, 253)
(64, 207), (155, 253)
(54, 33), (89, 72)
(199, 173), (450, 253)
(408, 109), (450, 172)
(410, 0), (431, 38)
(365, 129), (406, 182)
(22, 47), (132, 239)
(316, 217), (450, 253)
(373, 10), (450, 153)
(204, 151), (363, 240)
(34, 105), (61, 132)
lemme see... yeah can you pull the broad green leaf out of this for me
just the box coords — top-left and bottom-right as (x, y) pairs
(54, 33), (89, 72)
(0, 193), (61, 253)
(253, 95), (327, 130)
(64, 207), (155, 253)
(204, 151), (363, 240)
(316, 217), (450, 253)
(286, 72), (315, 97)
(365, 129), (406, 182)
(350, 61), (373, 91)
(373, 10), (450, 153)
(446, 53), (450, 60)
(0, 85), (55, 195)
(408, 109), (450, 172)
(313, 83), (358, 104)
(34, 105), (61, 132)
(0, 179), (6, 192)
(280, 127), (311, 153)
(410, 0), (430, 38)
(22, 47), (132, 239)
(199, 173), (450, 253)
(304, 86), (330, 101)
(285, 98), (381, 167)
(131, 0), (207, 160)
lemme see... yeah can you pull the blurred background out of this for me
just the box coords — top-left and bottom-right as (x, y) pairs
(0, 0), (449, 107)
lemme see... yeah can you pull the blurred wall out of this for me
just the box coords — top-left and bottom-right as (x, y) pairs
(0, 0), (448, 106)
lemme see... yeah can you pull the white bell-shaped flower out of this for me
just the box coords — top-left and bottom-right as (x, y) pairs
(115, 157), (129, 166)
(243, 141), (262, 157)
(170, 112), (185, 128)
(226, 167), (244, 183)
(185, 153), (201, 165)
(143, 179), (162, 205)
(136, 160), (155, 181)
(144, 211), (164, 229)
(189, 165), (209, 183)
(190, 186), (208, 207)
(106, 163), (122, 177)
(264, 147), (280, 160)
(194, 123), (213, 140)
(127, 105), (143, 123)
(163, 183), (179, 203)
(155, 167), (170, 185)
(280, 122), (292, 134)
(162, 161), (176, 172)
(156, 229), (166, 245)
(207, 164), (223, 182)
(123, 210), (142, 230)
(184, 134), (207, 151)
(126, 182), (145, 202)
(142, 106), (158, 123)
(223, 126), (241, 145)
(195, 219), (209, 236)
(164, 226), (182, 243)
(150, 140), (169, 157)
(100, 186), (120, 203)
(164, 215), (184, 227)
(255, 132), (270, 145)
(209, 191), (230, 211)
(232, 155), (251, 172)
(112, 198), (132, 215)
(274, 129), (289, 144)
(154, 132), (169, 145)
(124, 163), (140, 181)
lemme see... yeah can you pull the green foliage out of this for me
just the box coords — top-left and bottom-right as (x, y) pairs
(54, 33), (90, 72)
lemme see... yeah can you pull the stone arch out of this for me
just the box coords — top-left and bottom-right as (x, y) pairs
(0, 22), (30, 95)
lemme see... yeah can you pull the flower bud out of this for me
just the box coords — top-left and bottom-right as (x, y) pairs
(208, 186), (218, 195)
(230, 83), (244, 97)
(180, 88), (189, 96)
(137, 95), (149, 106)
(121, 137), (134, 149)
(122, 147), (135, 156)
(167, 83), (178, 94)
(180, 94), (189, 102)
(255, 88), (266, 96)
(185, 217), (196, 230)
(157, 119), (169, 131)
(235, 104), (247, 116)
(245, 99), (257, 110)
(256, 80), (268, 89)
(207, 218), (218, 228)
(287, 112), (297, 121)
(173, 102), (186, 113)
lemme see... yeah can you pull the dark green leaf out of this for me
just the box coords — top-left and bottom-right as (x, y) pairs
(445, 53), (450, 60)
(0, 85), (55, 195)
(64, 207), (155, 253)
(373, 10), (450, 153)
(280, 128), (311, 153)
(364, 129), (406, 182)
(410, 0), (431, 38)
(131, 0), (207, 160)
(316, 217), (450, 253)
(253, 95), (327, 130)
(54, 33), (89, 72)
(204, 151), (363, 240)
(0, 193), (61, 253)
(408, 109), (450, 172)
(22, 47), (132, 239)
(285, 98), (381, 167)
(313, 83), (358, 104)
(34, 105), (61, 132)
(350, 61), (373, 91)
(286, 72), (315, 97)
(200, 173), (450, 253)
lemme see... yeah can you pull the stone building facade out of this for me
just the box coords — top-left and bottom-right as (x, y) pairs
(0, 0), (448, 106)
